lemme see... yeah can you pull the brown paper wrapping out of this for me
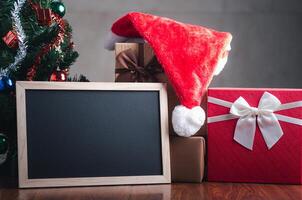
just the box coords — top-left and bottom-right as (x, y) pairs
(170, 136), (205, 183)
(115, 43), (207, 136)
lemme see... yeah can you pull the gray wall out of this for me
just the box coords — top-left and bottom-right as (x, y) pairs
(65, 0), (302, 88)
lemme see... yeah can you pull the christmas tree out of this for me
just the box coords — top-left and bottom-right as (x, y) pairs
(0, 0), (84, 168)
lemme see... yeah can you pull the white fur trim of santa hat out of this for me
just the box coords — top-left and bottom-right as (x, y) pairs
(172, 105), (205, 137)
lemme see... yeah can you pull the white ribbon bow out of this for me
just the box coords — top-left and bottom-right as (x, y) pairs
(230, 92), (283, 150)
(207, 91), (302, 150)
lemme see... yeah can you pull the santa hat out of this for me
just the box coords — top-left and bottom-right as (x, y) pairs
(105, 12), (232, 137)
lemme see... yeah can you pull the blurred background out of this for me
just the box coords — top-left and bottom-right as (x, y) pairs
(65, 0), (302, 87)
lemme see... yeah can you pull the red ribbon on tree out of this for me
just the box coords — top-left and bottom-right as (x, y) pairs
(28, 0), (52, 26)
(27, 0), (67, 81)
(36, 8), (52, 26)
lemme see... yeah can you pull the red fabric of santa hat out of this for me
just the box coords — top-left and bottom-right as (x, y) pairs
(105, 12), (232, 137)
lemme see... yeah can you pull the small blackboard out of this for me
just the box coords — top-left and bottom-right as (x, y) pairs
(16, 82), (170, 188)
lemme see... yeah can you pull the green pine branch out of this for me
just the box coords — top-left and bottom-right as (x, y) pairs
(0, 0), (85, 167)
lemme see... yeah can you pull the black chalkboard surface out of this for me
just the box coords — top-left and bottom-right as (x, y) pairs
(16, 82), (170, 188)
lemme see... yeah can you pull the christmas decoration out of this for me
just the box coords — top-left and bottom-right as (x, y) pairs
(50, 68), (68, 81)
(36, 8), (52, 26)
(4, 76), (14, 90)
(0, 0), (82, 168)
(105, 12), (232, 137)
(0, 76), (14, 91)
(0, 133), (9, 165)
(2, 31), (18, 48)
(0, 79), (6, 91)
(50, 1), (66, 17)
(27, 0), (68, 80)
(0, 0), (28, 79)
(29, 0), (52, 26)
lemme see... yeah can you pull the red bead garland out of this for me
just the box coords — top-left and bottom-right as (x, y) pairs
(27, 0), (67, 81)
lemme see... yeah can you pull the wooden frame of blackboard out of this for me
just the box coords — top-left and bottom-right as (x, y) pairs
(16, 81), (171, 188)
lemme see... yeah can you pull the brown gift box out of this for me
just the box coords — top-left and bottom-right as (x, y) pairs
(115, 43), (207, 137)
(170, 136), (205, 182)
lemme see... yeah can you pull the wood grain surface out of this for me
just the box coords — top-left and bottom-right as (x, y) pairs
(0, 182), (301, 200)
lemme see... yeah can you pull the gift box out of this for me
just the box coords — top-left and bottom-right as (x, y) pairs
(115, 43), (207, 136)
(2, 31), (18, 48)
(207, 88), (302, 184)
(170, 136), (205, 182)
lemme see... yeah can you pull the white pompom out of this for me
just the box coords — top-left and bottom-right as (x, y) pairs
(172, 105), (205, 137)
(104, 31), (128, 50)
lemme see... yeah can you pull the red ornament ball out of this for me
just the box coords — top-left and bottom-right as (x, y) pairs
(50, 69), (68, 81)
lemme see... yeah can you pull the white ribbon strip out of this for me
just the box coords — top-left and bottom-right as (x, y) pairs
(208, 92), (302, 150)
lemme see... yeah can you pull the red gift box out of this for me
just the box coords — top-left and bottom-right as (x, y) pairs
(2, 31), (18, 48)
(207, 88), (302, 184)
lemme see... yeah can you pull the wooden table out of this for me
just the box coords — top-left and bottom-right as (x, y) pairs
(0, 182), (301, 200)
